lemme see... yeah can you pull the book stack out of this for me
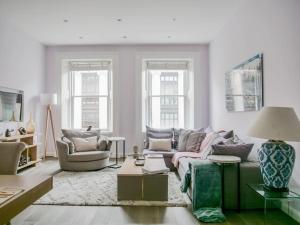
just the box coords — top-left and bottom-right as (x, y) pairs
(18, 154), (27, 167)
(142, 158), (170, 174)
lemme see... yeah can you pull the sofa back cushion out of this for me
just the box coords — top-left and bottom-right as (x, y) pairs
(62, 129), (101, 140)
(145, 126), (173, 148)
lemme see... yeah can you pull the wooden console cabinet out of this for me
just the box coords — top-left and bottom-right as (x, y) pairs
(0, 134), (41, 172)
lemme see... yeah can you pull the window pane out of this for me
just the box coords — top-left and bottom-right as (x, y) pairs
(73, 71), (108, 96)
(99, 70), (109, 95)
(149, 70), (184, 96)
(73, 96), (108, 129)
(178, 96), (185, 128)
(161, 96), (184, 128)
(150, 96), (161, 128)
(177, 71), (185, 95)
(73, 97), (82, 129)
(99, 97), (108, 129)
(150, 71), (161, 95)
(149, 96), (184, 129)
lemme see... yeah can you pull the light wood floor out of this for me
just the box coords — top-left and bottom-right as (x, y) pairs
(12, 159), (299, 225)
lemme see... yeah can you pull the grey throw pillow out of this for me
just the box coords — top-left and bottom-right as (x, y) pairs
(97, 135), (110, 151)
(177, 129), (192, 151)
(219, 134), (244, 145)
(173, 128), (180, 149)
(218, 130), (234, 139)
(177, 128), (205, 151)
(211, 143), (254, 162)
(98, 141), (107, 151)
(185, 132), (206, 152)
(144, 126), (173, 148)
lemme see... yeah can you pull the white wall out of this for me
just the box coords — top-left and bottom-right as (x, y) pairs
(210, 0), (300, 219)
(0, 18), (45, 155)
(45, 44), (209, 156)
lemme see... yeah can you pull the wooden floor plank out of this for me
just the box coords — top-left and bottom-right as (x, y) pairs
(10, 159), (300, 225)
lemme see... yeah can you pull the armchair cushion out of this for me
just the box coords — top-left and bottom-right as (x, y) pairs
(67, 151), (110, 162)
(61, 129), (102, 152)
(72, 136), (98, 152)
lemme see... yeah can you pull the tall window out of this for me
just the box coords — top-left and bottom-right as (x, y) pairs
(69, 61), (112, 131)
(143, 60), (191, 129)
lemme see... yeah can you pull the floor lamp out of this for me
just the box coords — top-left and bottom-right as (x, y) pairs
(40, 93), (58, 159)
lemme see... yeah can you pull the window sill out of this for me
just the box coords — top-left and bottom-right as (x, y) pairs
(101, 131), (113, 135)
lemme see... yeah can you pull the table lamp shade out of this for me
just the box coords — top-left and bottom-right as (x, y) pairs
(40, 93), (57, 106)
(248, 106), (300, 142)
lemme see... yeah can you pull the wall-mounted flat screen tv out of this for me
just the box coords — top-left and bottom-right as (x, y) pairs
(0, 86), (24, 122)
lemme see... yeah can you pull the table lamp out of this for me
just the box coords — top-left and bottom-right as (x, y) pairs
(40, 93), (58, 158)
(248, 106), (300, 192)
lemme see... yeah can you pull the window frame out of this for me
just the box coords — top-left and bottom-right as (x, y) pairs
(143, 60), (191, 129)
(69, 61), (113, 132)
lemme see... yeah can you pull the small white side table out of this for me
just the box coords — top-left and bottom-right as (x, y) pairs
(207, 155), (241, 211)
(108, 137), (126, 169)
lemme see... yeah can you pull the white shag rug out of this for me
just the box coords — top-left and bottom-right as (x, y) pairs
(35, 168), (188, 207)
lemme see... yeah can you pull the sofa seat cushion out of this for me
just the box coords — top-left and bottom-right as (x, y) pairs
(67, 151), (110, 162)
(143, 149), (176, 158)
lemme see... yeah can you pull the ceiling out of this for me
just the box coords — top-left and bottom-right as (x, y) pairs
(0, 0), (245, 45)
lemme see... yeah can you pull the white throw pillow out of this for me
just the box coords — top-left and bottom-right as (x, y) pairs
(72, 136), (98, 152)
(148, 138), (172, 151)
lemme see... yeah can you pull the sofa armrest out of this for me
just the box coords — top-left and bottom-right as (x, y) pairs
(56, 140), (69, 161)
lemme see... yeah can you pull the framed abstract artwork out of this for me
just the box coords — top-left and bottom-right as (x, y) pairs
(225, 54), (263, 112)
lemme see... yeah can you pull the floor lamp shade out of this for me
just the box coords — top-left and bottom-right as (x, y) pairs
(40, 93), (57, 106)
(248, 106), (300, 191)
(40, 93), (58, 158)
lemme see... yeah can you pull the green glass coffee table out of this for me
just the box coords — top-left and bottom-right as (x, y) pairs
(248, 184), (300, 225)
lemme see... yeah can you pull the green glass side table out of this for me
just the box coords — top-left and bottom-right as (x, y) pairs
(248, 184), (300, 225)
(207, 155), (241, 211)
